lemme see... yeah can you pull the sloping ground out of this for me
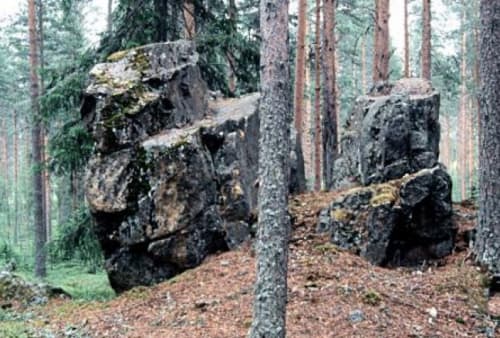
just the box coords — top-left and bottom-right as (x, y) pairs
(22, 193), (499, 337)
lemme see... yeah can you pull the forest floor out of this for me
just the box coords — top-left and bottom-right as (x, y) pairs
(2, 192), (499, 337)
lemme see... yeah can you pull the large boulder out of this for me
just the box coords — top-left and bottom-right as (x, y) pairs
(320, 79), (455, 266)
(331, 78), (440, 189)
(83, 41), (305, 292)
(318, 166), (455, 266)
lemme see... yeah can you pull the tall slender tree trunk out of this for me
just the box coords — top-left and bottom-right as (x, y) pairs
(28, 0), (46, 278)
(474, 0), (500, 277)
(38, 0), (50, 256)
(421, 0), (432, 79)
(467, 97), (476, 191)
(314, 0), (322, 191)
(249, 0), (290, 336)
(44, 134), (51, 241)
(404, 0), (410, 77)
(373, 0), (390, 82)
(0, 119), (7, 178)
(1, 118), (10, 241)
(227, 0), (237, 96)
(294, 0), (307, 141)
(322, 0), (337, 188)
(304, 50), (313, 182)
(183, 0), (195, 39)
(361, 35), (367, 92)
(440, 113), (451, 168)
(459, 6), (468, 200)
(13, 111), (19, 245)
(107, 0), (113, 33)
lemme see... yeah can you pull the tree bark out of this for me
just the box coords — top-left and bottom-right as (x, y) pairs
(249, 0), (290, 336)
(459, 5), (468, 200)
(474, 0), (500, 277)
(0, 119), (7, 180)
(294, 0), (307, 141)
(361, 35), (367, 92)
(373, 0), (390, 82)
(107, 0), (113, 34)
(28, 0), (46, 278)
(322, 0), (338, 188)
(227, 0), (237, 96)
(183, 0), (196, 39)
(404, 0), (410, 77)
(314, 0), (322, 191)
(13, 111), (19, 245)
(44, 133), (51, 241)
(421, 0), (432, 79)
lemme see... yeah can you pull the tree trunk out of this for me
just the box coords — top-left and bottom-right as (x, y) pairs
(421, 0), (432, 79)
(44, 133), (51, 241)
(404, 0), (410, 77)
(227, 0), (237, 96)
(322, 0), (337, 188)
(294, 0), (307, 146)
(107, 0), (113, 33)
(361, 35), (367, 92)
(474, 0), (500, 277)
(183, 0), (195, 39)
(28, 0), (46, 278)
(13, 111), (19, 245)
(249, 0), (290, 336)
(314, 0), (322, 191)
(373, 0), (390, 82)
(467, 97), (476, 192)
(1, 119), (7, 179)
(459, 6), (468, 200)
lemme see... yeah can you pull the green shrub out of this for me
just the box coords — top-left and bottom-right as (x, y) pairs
(48, 208), (103, 270)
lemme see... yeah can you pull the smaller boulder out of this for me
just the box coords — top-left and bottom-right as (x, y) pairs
(318, 166), (456, 266)
(0, 271), (69, 306)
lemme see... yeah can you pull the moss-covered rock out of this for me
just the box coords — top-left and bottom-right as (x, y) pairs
(82, 40), (208, 154)
(318, 166), (455, 266)
(0, 271), (68, 306)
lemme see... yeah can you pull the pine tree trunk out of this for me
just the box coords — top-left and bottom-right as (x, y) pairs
(227, 0), (237, 96)
(304, 51), (313, 183)
(421, 0), (431, 79)
(1, 119), (7, 179)
(107, 0), (113, 33)
(13, 111), (19, 245)
(322, 0), (338, 188)
(474, 0), (500, 276)
(44, 134), (51, 241)
(361, 35), (367, 92)
(28, 0), (46, 278)
(459, 7), (468, 200)
(249, 0), (290, 336)
(314, 0), (322, 191)
(183, 0), (195, 39)
(440, 113), (451, 168)
(404, 0), (410, 77)
(467, 97), (476, 192)
(294, 0), (307, 140)
(373, 0), (390, 82)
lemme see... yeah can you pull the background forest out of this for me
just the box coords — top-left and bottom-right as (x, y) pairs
(0, 0), (482, 294)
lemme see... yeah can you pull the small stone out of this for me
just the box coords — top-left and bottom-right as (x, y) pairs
(426, 307), (438, 318)
(348, 309), (364, 323)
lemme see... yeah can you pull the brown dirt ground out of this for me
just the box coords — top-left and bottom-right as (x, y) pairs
(29, 193), (499, 337)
